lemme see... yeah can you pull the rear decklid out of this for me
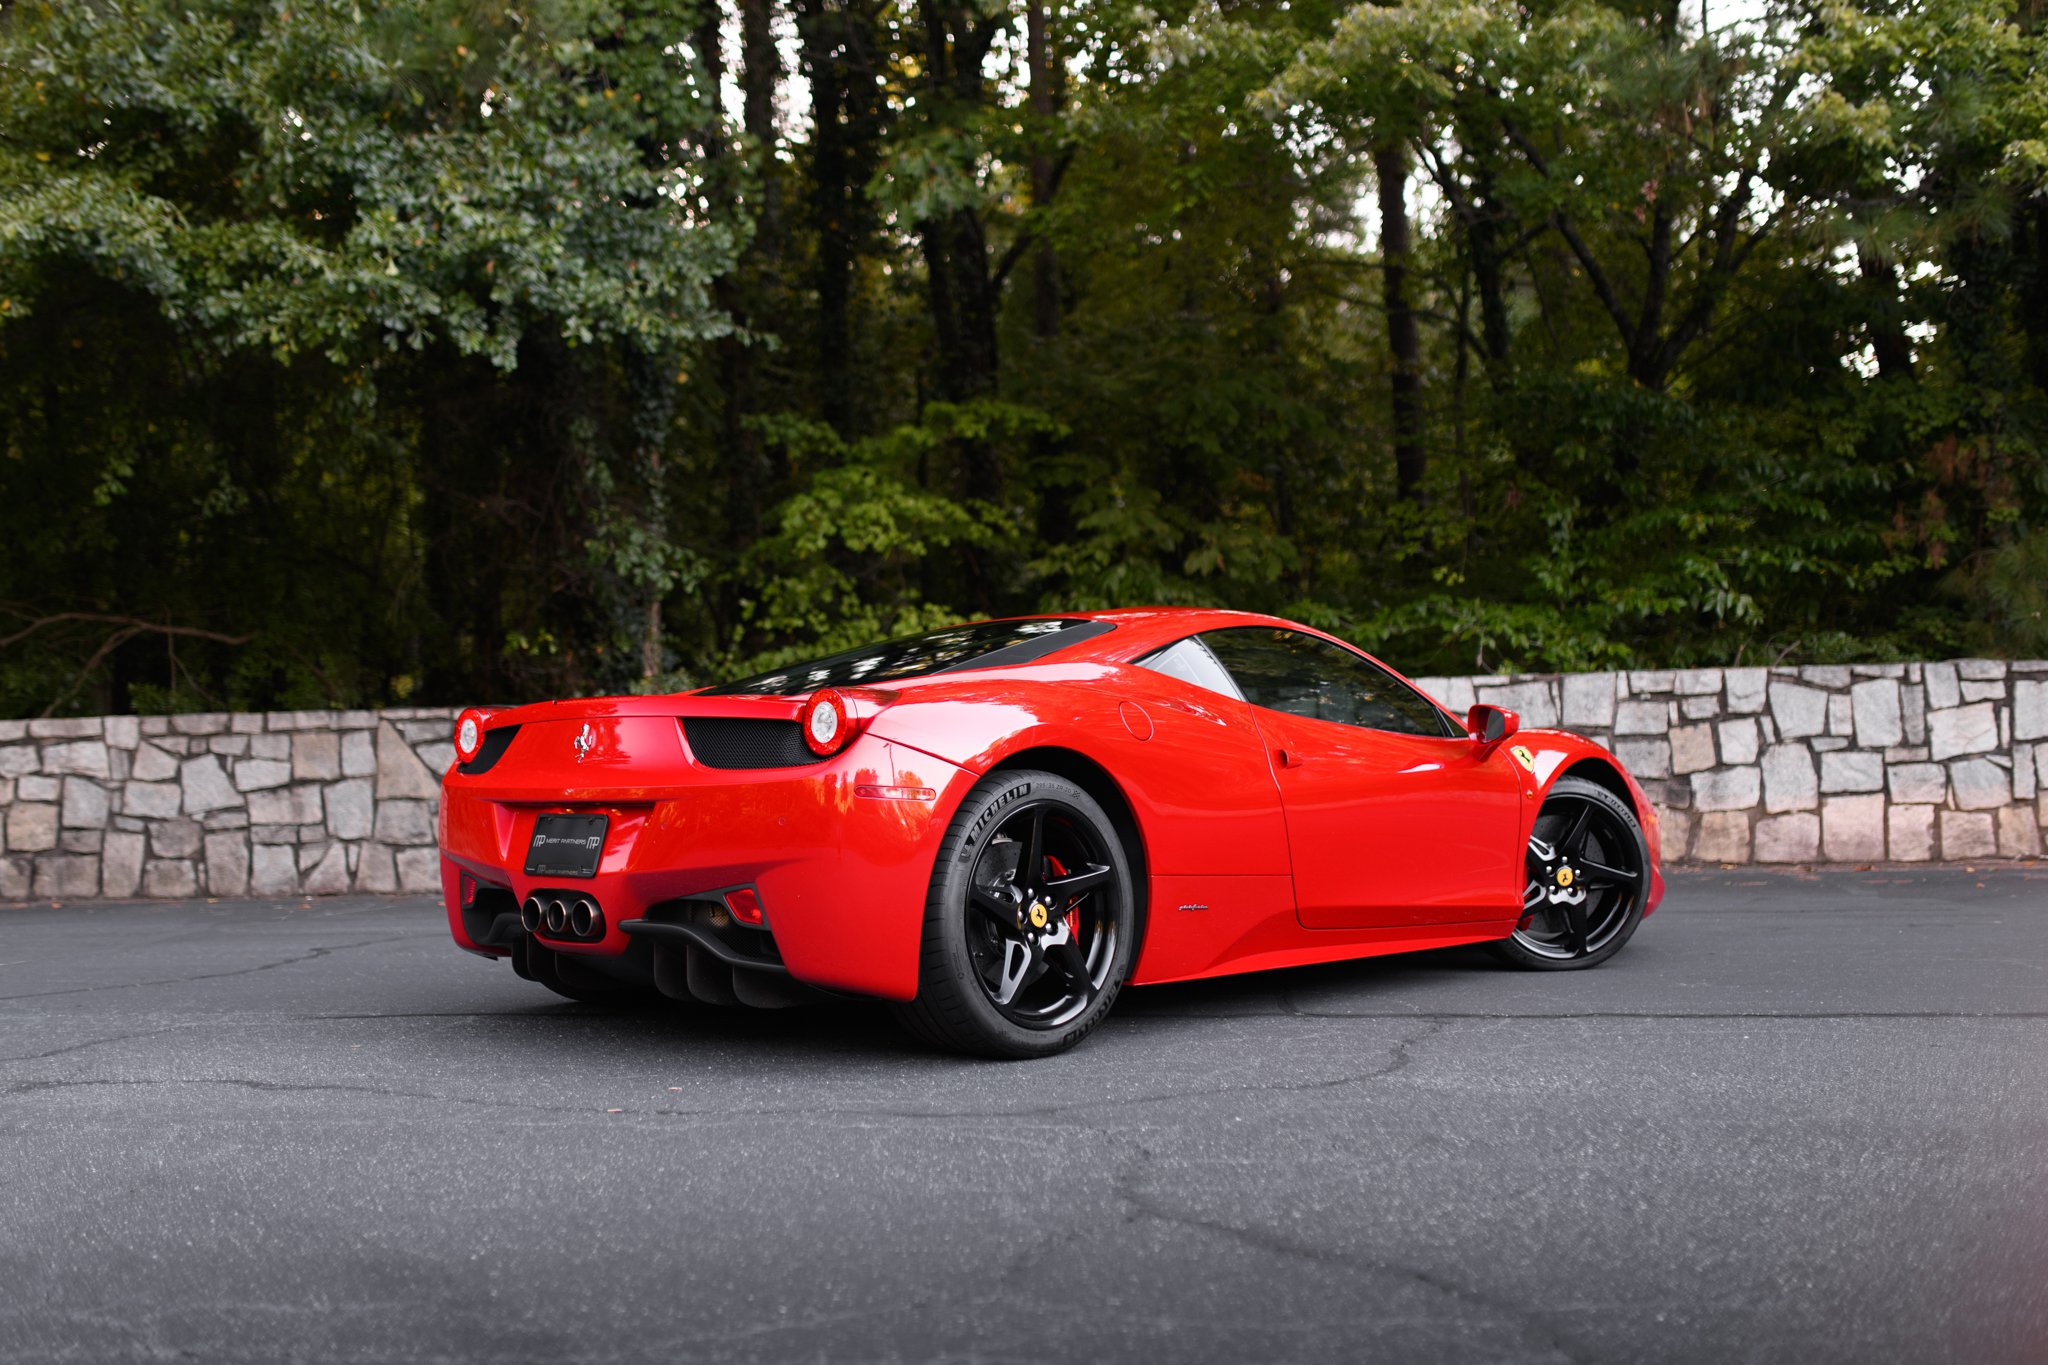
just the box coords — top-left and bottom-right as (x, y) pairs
(450, 694), (808, 801)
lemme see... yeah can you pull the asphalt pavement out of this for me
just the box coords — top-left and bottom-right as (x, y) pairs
(2, 868), (2045, 1364)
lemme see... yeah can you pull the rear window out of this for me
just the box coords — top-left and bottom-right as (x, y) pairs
(702, 618), (1113, 695)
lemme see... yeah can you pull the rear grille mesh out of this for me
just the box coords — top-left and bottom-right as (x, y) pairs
(682, 717), (817, 770)
(457, 725), (519, 775)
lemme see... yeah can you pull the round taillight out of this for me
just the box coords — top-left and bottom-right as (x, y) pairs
(454, 708), (487, 764)
(800, 688), (850, 756)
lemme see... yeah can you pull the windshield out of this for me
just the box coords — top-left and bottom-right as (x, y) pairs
(701, 618), (1112, 695)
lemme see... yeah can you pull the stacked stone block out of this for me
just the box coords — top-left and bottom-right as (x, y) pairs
(0, 709), (458, 901)
(2, 661), (2045, 901)
(1411, 660), (2047, 864)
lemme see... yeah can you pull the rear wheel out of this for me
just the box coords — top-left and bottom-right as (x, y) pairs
(1489, 775), (1649, 971)
(895, 770), (1137, 1058)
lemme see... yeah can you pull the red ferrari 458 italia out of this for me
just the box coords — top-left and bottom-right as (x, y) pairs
(437, 609), (1664, 1056)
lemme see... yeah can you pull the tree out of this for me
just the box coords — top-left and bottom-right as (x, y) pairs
(0, 0), (740, 708)
(4, 0), (2047, 715)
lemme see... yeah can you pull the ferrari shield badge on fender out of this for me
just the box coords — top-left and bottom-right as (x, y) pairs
(1510, 744), (1536, 772)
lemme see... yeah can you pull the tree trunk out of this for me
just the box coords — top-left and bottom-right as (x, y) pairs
(1376, 141), (1424, 500)
(1027, 0), (1059, 340)
(799, 0), (850, 432)
(2020, 201), (2048, 395)
(921, 207), (1002, 500)
(739, 0), (785, 492)
(913, 0), (1005, 501)
(624, 346), (676, 679)
(1468, 171), (1512, 381)
(742, 0), (782, 264)
(694, 10), (765, 539)
(693, 12), (723, 152)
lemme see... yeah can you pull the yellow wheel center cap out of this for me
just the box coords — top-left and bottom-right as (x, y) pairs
(1556, 867), (1574, 887)
(1028, 902), (1049, 929)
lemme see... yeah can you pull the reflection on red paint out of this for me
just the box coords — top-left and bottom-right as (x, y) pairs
(437, 606), (1666, 1003)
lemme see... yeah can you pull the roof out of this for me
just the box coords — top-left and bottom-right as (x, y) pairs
(1060, 607), (1298, 658)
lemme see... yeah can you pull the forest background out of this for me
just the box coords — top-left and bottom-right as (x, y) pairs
(2, 0), (2045, 717)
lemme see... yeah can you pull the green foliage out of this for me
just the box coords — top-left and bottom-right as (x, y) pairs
(732, 420), (1002, 660)
(2, 0), (2046, 715)
(0, 0), (739, 712)
(0, 0), (741, 363)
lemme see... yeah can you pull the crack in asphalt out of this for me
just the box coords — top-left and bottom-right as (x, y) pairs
(790, 1016), (1452, 1120)
(496, 1031), (1449, 1360)
(0, 1026), (188, 1064)
(0, 936), (411, 1002)
(0, 1075), (609, 1116)
(1104, 1114), (1593, 1365)
(0, 1020), (1452, 1122)
(1110, 1163), (1592, 1365)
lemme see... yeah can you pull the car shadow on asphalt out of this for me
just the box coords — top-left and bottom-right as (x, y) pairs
(1122, 943), (1512, 1020)
(445, 942), (1516, 1063)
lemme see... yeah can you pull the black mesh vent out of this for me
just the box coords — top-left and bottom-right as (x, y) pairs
(682, 717), (817, 769)
(457, 724), (519, 775)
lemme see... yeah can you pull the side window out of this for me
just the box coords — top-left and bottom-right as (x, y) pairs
(1199, 628), (1451, 737)
(1134, 636), (1244, 701)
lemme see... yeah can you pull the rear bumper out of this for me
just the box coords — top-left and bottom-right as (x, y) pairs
(436, 732), (974, 1001)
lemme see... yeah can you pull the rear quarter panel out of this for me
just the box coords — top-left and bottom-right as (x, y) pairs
(868, 664), (1294, 880)
(868, 664), (1314, 985)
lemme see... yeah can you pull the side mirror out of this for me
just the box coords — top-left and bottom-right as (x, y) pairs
(1466, 703), (1519, 745)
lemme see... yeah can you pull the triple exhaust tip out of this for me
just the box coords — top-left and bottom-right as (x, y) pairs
(521, 894), (603, 941)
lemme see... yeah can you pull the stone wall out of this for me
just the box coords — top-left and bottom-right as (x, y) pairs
(1409, 660), (2047, 864)
(0, 709), (458, 901)
(2, 660), (2044, 900)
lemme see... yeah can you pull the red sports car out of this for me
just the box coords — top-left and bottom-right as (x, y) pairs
(437, 609), (1664, 1057)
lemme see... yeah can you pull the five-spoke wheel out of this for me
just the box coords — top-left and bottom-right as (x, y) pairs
(897, 770), (1136, 1057)
(1491, 775), (1649, 970)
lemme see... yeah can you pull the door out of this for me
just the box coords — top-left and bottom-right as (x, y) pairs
(1199, 627), (1523, 929)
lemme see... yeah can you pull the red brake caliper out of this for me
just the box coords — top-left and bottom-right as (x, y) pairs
(1046, 855), (1080, 937)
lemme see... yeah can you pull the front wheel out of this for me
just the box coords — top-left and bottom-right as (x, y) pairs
(1489, 775), (1650, 971)
(894, 770), (1137, 1058)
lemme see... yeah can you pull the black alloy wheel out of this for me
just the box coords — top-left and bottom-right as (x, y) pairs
(896, 770), (1137, 1058)
(1489, 775), (1650, 971)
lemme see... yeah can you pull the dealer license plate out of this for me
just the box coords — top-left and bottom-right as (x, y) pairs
(525, 814), (609, 879)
